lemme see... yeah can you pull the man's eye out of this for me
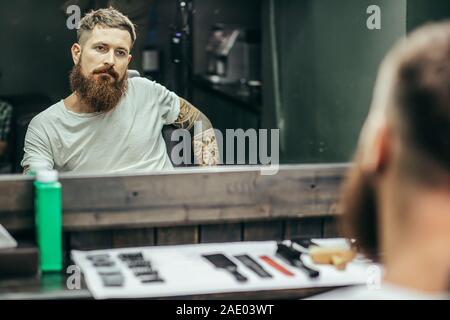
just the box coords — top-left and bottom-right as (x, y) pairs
(96, 46), (106, 52)
(116, 50), (126, 57)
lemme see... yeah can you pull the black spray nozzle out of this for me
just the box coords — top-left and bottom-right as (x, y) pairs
(276, 243), (320, 278)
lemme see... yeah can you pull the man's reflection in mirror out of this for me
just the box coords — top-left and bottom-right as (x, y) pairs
(21, 7), (219, 174)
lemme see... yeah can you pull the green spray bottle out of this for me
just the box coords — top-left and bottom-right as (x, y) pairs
(34, 169), (62, 272)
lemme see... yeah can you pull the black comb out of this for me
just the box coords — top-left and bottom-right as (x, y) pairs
(203, 254), (248, 283)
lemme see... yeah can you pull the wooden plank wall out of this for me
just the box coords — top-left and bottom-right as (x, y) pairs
(67, 216), (340, 250)
(0, 165), (347, 251)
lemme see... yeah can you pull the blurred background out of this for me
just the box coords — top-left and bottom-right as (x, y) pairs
(0, 0), (449, 173)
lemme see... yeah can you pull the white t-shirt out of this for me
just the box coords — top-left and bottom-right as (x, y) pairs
(309, 282), (450, 300)
(21, 77), (180, 173)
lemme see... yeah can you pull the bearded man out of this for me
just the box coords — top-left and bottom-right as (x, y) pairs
(22, 7), (219, 174)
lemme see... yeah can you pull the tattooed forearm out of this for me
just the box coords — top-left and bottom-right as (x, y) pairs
(175, 98), (219, 166)
(174, 98), (202, 131)
(193, 128), (220, 166)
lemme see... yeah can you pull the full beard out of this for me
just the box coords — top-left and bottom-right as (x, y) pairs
(340, 152), (380, 261)
(342, 157), (450, 293)
(69, 63), (128, 113)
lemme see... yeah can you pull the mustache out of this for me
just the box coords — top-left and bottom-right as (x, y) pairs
(92, 66), (119, 80)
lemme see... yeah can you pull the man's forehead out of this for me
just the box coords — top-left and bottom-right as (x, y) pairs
(81, 25), (132, 49)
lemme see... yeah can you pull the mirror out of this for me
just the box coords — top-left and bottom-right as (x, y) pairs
(0, 0), (449, 175)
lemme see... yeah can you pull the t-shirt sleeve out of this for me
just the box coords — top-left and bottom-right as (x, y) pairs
(21, 120), (54, 173)
(153, 81), (181, 125)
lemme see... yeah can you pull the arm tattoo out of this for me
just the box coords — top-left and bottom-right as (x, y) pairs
(174, 98), (220, 166)
(193, 128), (220, 166)
(174, 98), (202, 131)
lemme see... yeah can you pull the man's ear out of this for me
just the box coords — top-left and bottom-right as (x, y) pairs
(128, 54), (133, 64)
(360, 122), (391, 174)
(71, 43), (82, 64)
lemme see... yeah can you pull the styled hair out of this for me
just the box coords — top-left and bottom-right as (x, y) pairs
(77, 7), (137, 47)
(394, 22), (450, 179)
(342, 21), (450, 260)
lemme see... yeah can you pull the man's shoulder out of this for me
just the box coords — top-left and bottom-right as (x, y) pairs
(128, 77), (173, 96)
(128, 76), (155, 90)
(309, 283), (446, 300)
(28, 101), (64, 131)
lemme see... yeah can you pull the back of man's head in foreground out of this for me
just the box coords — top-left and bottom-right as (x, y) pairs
(341, 21), (450, 270)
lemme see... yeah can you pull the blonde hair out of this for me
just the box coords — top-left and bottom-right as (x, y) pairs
(77, 7), (137, 47)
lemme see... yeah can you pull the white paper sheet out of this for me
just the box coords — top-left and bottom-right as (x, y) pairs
(71, 239), (380, 299)
(0, 224), (17, 249)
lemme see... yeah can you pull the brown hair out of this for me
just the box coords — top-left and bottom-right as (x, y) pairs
(77, 7), (137, 47)
(394, 22), (450, 181)
(342, 21), (450, 260)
